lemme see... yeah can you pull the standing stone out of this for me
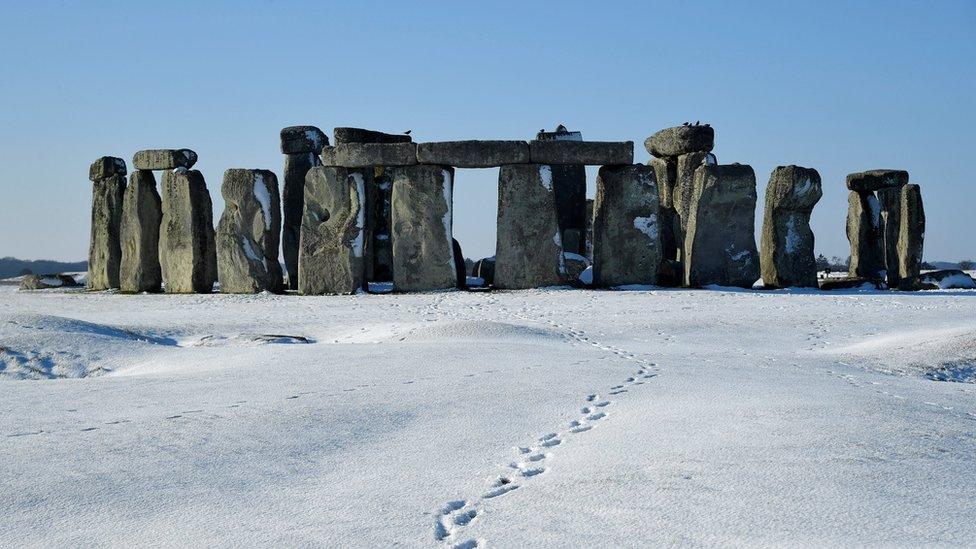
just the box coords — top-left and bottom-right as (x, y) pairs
(650, 156), (679, 284)
(216, 169), (284, 293)
(760, 166), (822, 288)
(389, 165), (457, 292)
(495, 164), (565, 289)
(366, 168), (393, 281)
(683, 164), (760, 288)
(592, 165), (661, 287)
(159, 169), (217, 293)
(452, 239), (467, 289)
(87, 157), (127, 290)
(120, 170), (162, 292)
(673, 152), (717, 270)
(281, 126), (328, 290)
(298, 166), (367, 295)
(897, 184), (925, 288)
(536, 125), (588, 256)
(846, 191), (885, 281)
(876, 186), (903, 287)
(584, 198), (594, 260)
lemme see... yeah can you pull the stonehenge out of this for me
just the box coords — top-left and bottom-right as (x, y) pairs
(87, 157), (127, 290)
(760, 166), (822, 288)
(897, 184), (925, 287)
(120, 169), (162, 293)
(281, 125), (327, 290)
(389, 165), (457, 292)
(159, 166), (217, 293)
(536, 125), (588, 256)
(216, 169), (283, 293)
(592, 165), (661, 287)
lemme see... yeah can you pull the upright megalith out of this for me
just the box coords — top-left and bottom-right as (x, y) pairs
(673, 152), (717, 253)
(120, 170), (162, 293)
(897, 184), (925, 287)
(159, 168), (217, 293)
(389, 165), (457, 292)
(87, 156), (127, 290)
(495, 164), (565, 289)
(281, 125), (328, 290)
(298, 166), (367, 295)
(216, 169), (283, 293)
(683, 164), (760, 288)
(876, 186), (903, 287)
(536, 125), (588, 256)
(592, 165), (661, 287)
(760, 166), (822, 288)
(846, 190), (884, 280)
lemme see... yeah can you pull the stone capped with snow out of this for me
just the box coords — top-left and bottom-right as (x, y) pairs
(818, 276), (882, 291)
(321, 142), (417, 168)
(280, 125), (328, 154)
(298, 166), (367, 295)
(683, 164), (760, 288)
(133, 149), (198, 171)
(896, 184), (925, 288)
(592, 164), (661, 287)
(846, 190), (885, 281)
(416, 140), (529, 168)
(528, 140), (633, 165)
(494, 164), (565, 289)
(333, 127), (412, 145)
(645, 125), (715, 158)
(159, 169), (217, 293)
(87, 171), (126, 290)
(388, 165), (457, 292)
(760, 165), (823, 288)
(281, 151), (321, 290)
(216, 169), (283, 294)
(119, 170), (162, 293)
(19, 274), (80, 290)
(845, 169), (909, 192)
(88, 156), (127, 181)
(563, 252), (591, 283)
(904, 269), (975, 290)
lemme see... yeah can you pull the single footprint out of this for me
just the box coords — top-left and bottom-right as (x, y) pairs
(610, 390), (627, 395)
(595, 401), (611, 408)
(541, 437), (562, 448)
(611, 385), (624, 390)
(586, 394), (598, 402)
(570, 424), (592, 434)
(520, 467), (545, 477)
(453, 540), (480, 549)
(453, 508), (478, 526)
(587, 412), (606, 421)
(581, 406), (592, 414)
(484, 477), (519, 498)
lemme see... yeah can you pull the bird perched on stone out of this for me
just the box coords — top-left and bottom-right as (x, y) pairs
(404, 130), (411, 135)
(682, 122), (690, 126)
(695, 120), (700, 125)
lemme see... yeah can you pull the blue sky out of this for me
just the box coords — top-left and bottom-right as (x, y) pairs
(0, 1), (973, 262)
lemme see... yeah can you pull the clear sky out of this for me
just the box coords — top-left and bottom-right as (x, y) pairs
(0, 1), (973, 263)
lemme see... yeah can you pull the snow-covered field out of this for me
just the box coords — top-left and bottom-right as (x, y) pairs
(2, 284), (975, 547)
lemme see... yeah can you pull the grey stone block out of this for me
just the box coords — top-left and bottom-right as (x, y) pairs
(366, 168), (394, 282)
(683, 164), (760, 288)
(592, 165), (661, 287)
(846, 190), (885, 280)
(298, 166), (367, 295)
(819, 276), (882, 290)
(904, 269), (974, 290)
(645, 125), (714, 158)
(760, 165), (822, 288)
(89, 156), (127, 181)
(877, 186), (903, 287)
(528, 140), (633, 165)
(87, 173), (126, 290)
(159, 169), (217, 293)
(897, 184), (925, 287)
(280, 125), (328, 154)
(494, 164), (565, 289)
(845, 169), (909, 192)
(120, 170), (162, 293)
(416, 140), (529, 168)
(281, 151), (320, 290)
(133, 149), (198, 171)
(321, 142), (418, 168)
(389, 165), (457, 292)
(333, 127), (412, 144)
(550, 165), (588, 256)
(673, 152), (717, 259)
(216, 169), (284, 293)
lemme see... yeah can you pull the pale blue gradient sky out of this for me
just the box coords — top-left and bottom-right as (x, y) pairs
(0, 1), (973, 262)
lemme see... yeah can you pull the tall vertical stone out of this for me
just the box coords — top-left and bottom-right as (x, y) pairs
(87, 157), (127, 290)
(592, 165), (661, 287)
(298, 166), (366, 295)
(536, 125), (587, 256)
(159, 169), (217, 293)
(877, 187), (904, 288)
(120, 170), (162, 293)
(846, 191), (885, 280)
(683, 164), (760, 288)
(674, 152), (717, 268)
(389, 165), (457, 292)
(760, 166), (822, 288)
(495, 164), (565, 289)
(216, 169), (284, 293)
(281, 125), (328, 290)
(366, 168), (394, 282)
(897, 184), (925, 287)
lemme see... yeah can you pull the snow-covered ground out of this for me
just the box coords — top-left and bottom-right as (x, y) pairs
(1, 284), (975, 547)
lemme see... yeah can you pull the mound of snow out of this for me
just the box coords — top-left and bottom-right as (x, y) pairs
(823, 326), (976, 382)
(400, 320), (567, 343)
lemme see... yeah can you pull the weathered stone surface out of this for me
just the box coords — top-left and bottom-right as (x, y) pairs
(760, 165), (823, 288)
(846, 191), (885, 280)
(645, 125), (714, 158)
(592, 165), (661, 287)
(846, 169), (909, 192)
(389, 165), (457, 292)
(683, 164), (760, 288)
(819, 276), (882, 291)
(20, 274), (80, 291)
(897, 184), (925, 287)
(536, 124), (582, 142)
(650, 157), (679, 282)
(650, 157), (677, 210)
(282, 151), (320, 290)
(89, 156), (127, 181)
(159, 169), (217, 293)
(452, 239), (467, 289)
(416, 140), (529, 168)
(673, 152), (717, 250)
(528, 140), (633, 165)
(366, 168), (393, 282)
(280, 125), (328, 154)
(904, 269), (975, 290)
(133, 149), (198, 171)
(472, 257), (495, 286)
(216, 169), (283, 294)
(551, 165), (588, 256)
(298, 166), (367, 295)
(877, 186), (903, 288)
(321, 142), (417, 168)
(333, 127), (412, 144)
(120, 170), (162, 293)
(584, 198), (594, 259)
(87, 173), (126, 290)
(495, 164), (565, 289)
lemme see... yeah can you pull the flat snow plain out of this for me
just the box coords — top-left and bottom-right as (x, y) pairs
(1, 284), (975, 547)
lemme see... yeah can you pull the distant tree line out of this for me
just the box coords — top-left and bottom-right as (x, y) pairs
(0, 257), (87, 279)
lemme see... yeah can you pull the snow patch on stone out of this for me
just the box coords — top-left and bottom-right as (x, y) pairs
(241, 236), (267, 271)
(253, 173), (272, 231)
(633, 214), (659, 240)
(785, 214), (800, 254)
(351, 172), (366, 258)
(867, 194), (881, 229)
(539, 165), (553, 192)
(442, 169), (455, 267)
